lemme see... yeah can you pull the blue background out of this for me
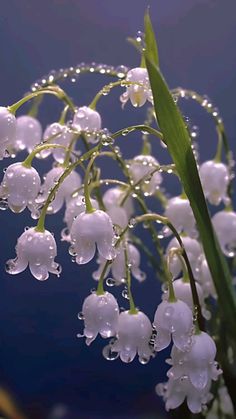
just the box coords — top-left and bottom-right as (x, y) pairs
(0, 1), (235, 418)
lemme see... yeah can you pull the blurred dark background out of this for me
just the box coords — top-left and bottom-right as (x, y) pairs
(0, 0), (235, 418)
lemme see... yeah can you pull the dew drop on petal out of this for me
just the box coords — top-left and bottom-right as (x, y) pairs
(102, 344), (119, 361)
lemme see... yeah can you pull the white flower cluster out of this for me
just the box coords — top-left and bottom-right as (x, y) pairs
(0, 63), (235, 417)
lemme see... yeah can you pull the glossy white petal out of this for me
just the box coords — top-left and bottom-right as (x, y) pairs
(166, 236), (202, 278)
(129, 154), (162, 196)
(73, 106), (101, 143)
(164, 196), (197, 238)
(153, 299), (193, 351)
(103, 187), (134, 217)
(212, 210), (236, 257)
(70, 210), (116, 264)
(93, 243), (145, 284)
(199, 160), (229, 205)
(0, 163), (41, 213)
(163, 278), (204, 309)
(15, 115), (42, 152)
(36, 167), (81, 214)
(6, 227), (59, 280)
(112, 310), (153, 363)
(0, 107), (16, 159)
(63, 195), (98, 231)
(82, 292), (119, 345)
(120, 68), (152, 108)
(198, 258), (216, 298)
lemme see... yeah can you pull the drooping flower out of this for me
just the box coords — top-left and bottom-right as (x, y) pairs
(103, 187), (134, 218)
(0, 162), (41, 213)
(198, 257), (216, 298)
(0, 106), (16, 159)
(120, 67), (153, 108)
(156, 331), (222, 413)
(111, 310), (153, 363)
(61, 194), (98, 241)
(38, 122), (73, 161)
(163, 196), (197, 238)
(153, 299), (193, 352)
(93, 242), (146, 285)
(156, 375), (213, 414)
(36, 166), (81, 214)
(212, 210), (236, 257)
(6, 227), (60, 280)
(168, 332), (222, 389)
(81, 291), (119, 345)
(70, 209), (116, 264)
(162, 278), (204, 310)
(128, 154), (162, 196)
(15, 115), (42, 153)
(199, 160), (230, 205)
(166, 236), (202, 279)
(73, 106), (101, 143)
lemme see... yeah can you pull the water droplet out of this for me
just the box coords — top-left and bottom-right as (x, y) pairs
(128, 218), (136, 229)
(122, 288), (129, 300)
(0, 200), (8, 211)
(77, 312), (84, 320)
(106, 277), (116, 287)
(139, 356), (149, 365)
(102, 344), (119, 361)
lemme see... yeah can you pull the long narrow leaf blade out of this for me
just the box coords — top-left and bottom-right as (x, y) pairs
(145, 54), (236, 336)
(144, 10), (159, 67)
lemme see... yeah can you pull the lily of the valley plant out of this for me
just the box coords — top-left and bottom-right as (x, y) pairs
(1, 12), (236, 418)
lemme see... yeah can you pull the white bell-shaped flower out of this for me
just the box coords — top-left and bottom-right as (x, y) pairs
(128, 155), (162, 196)
(70, 209), (116, 264)
(0, 162), (41, 213)
(198, 257), (216, 298)
(38, 123), (73, 161)
(15, 115), (42, 152)
(212, 210), (236, 257)
(163, 196), (197, 238)
(166, 237), (202, 279)
(153, 299), (193, 352)
(103, 187), (134, 218)
(36, 167), (81, 214)
(199, 160), (229, 205)
(111, 310), (153, 363)
(120, 67), (153, 108)
(163, 278), (204, 309)
(107, 206), (128, 230)
(81, 291), (119, 345)
(168, 332), (222, 390)
(156, 375), (213, 414)
(73, 106), (101, 143)
(62, 195), (98, 240)
(93, 243), (146, 284)
(6, 227), (60, 280)
(0, 106), (16, 159)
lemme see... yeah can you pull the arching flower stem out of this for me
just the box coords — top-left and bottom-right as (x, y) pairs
(8, 86), (75, 114)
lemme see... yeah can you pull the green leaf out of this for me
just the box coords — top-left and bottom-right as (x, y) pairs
(144, 9), (159, 67)
(144, 36), (236, 338)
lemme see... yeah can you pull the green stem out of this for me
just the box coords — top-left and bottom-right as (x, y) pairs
(214, 128), (223, 163)
(35, 145), (100, 232)
(124, 247), (138, 314)
(135, 213), (205, 330)
(59, 105), (69, 125)
(96, 262), (111, 295)
(84, 152), (101, 213)
(111, 124), (163, 143)
(22, 144), (68, 168)
(8, 86), (75, 114)
(89, 80), (144, 110)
